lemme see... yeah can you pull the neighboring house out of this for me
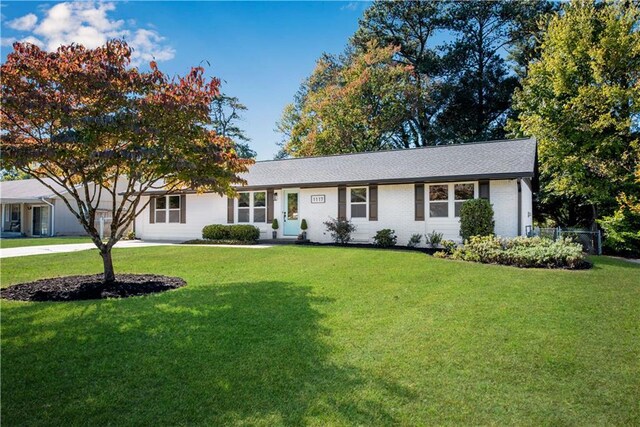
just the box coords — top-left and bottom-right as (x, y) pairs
(0, 178), (115, 237)
(135, 138), (536, 244)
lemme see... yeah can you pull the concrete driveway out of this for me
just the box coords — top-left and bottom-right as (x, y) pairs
(0, 240), (271, 259)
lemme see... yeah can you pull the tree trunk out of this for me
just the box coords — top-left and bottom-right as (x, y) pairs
(101, 249), (116, 284)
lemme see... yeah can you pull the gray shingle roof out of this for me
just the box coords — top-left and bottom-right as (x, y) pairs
(240, 138), (536, 189)
(0, 178), (66, 201)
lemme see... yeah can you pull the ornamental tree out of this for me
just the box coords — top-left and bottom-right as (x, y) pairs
(1, 40), (252, 283)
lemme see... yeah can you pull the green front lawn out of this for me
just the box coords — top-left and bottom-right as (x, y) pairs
(1, 246), (639, 425)
(0, 236), (93, 249)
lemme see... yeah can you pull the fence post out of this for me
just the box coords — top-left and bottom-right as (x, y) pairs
(597, 230), (602, 255)
(99, 217), (104, 240)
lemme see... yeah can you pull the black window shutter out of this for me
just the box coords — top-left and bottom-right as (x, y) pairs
(479, 180), (490, 200)
(180, 194), (186, 224)
(267, 189), (274, 223)
(149, 196), (156, 224)
(338, 186), (346, 220)
(369, 185), (378, 221)
(227, 197), (234, 223)
(415, 184), (425, 221)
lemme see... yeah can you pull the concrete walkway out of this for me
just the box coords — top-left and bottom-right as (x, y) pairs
(0, 240), (272, 259)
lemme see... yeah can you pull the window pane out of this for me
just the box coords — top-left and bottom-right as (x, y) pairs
(351, 188), (367, 203)
(429, 185), (448, 201)
(238, 208), (250, 223)
(455, 184), (474, 200)
(351, 204), (366, 218)
(155, 210), (166, 223)
(238, 193), (250, 208)
(287, 193), (298, 220)
(430, 202), (448, 218)
(254, 208), (266, 223)
(169, 195), (181, 209)
(455, 201), (464, 217)
(254, 192), (266, 207)
(11, 205), (20, 221)
(156, 197), (167, 210)
(169, 210), (180, 223)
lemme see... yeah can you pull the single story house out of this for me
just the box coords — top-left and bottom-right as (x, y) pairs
(134, 138), (536, 245)
(0, 178), (115, 237)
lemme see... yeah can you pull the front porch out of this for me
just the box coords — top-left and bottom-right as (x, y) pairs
(1, 201), (54, 237)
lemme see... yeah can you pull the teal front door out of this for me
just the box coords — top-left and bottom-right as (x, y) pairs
(283, 191), (300, 236)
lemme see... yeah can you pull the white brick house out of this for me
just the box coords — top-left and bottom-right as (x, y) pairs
(134, 138), (536, 244)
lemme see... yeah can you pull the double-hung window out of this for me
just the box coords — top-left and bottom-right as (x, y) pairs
(454, 183), (474, 217)
(238, 192), (250, 223)
(253, 192), (266, 223)
(429, 185), (449, 218)
(350, 188), (367, 218)
(154, 195), (181, 223)
(168, 195), (181, 223)
(237, 191), (266, 223)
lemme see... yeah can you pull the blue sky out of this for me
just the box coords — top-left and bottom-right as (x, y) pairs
(1, 1), (369, 159)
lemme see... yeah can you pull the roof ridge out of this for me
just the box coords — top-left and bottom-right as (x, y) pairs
(255, 137), (534, 163)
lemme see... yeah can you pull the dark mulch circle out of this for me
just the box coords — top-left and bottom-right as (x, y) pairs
(1, 274), (186, 302)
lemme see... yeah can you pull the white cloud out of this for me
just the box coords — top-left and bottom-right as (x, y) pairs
(4, 2), (174, 66)
(1, 37), (17, 47)
(7, 13), (37, 31)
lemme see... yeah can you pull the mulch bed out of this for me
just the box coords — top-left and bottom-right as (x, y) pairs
(1, 274), (186, 302)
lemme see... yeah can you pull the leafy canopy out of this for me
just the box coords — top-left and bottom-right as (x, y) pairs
(508, 0), (640, 223)
(0, 40), (252, 281)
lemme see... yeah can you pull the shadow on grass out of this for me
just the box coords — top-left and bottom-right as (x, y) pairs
(2, 281), (411, 425)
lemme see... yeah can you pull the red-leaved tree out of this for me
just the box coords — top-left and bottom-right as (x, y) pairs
(1, 40), (252, 282)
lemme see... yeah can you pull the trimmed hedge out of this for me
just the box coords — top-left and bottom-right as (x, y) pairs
(202, 224), (260, 242)
(444, 235), (587, 269)
(459, 199), (494, 241)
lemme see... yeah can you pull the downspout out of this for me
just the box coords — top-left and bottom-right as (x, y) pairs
(40, 197), (55, 236)
(516, 179), (522, 237)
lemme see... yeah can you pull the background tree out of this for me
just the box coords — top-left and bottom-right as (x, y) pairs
(277, 42), (416, 157)
(508, 1), (640, 228)
(353, 0), (446, 147)
(278, 0), (556, 156)
(1, 41), (251, 282)
(210, 94), (256, 159)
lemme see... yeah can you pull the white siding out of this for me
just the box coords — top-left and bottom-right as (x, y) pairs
(521, 179), (533, 235)
(135, 179), (531, 243)
(491, 179), (519, 238)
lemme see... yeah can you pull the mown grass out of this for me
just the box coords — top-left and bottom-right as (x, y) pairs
(1, 246), (639, 426)
(0, 236), (92, 249)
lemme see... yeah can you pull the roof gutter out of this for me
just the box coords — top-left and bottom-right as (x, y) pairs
(39, 197), (55, 237)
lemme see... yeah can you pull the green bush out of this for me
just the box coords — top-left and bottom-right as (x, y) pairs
(271, 219), (279, 230)
(441, 240), (457, 254)
(202, 224), (260, 242)
(229, 225), (260, 242)
(300, 219), (308, 231)
(202, 224), (231, 240)
(323, 217), (356, 244)
(598, 204), (640, 257)
(407, 233), (422, 248)
(449, 235), (586, 269)
(426, 230), (443, 247)
(459, 199), (495, 241)
(373, 229), (397, 247)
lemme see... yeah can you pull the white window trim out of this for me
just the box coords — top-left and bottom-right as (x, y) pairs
(237, 191), (267, 223)
(453, 182), (476, 218)
(349, 187), (368, 220)
(427, 182), (478, 219)
(154, 195), (181, 224)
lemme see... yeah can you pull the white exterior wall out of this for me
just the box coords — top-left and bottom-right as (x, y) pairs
(520, 179), (533, 236)
(134, 179), (532, 243)
(491, 179), (519, 238)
